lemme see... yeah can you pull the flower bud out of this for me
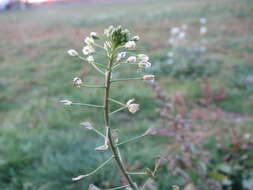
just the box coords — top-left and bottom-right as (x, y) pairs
(137, 54), (149, 62)
(126, 56), (137, 63)
(60, 99), (72, 106)
(132, 35), (140, 41)
(86, 55), (94, 63)
(90, 32), (99, 40)
(84, 36), (95, 45)
(95, 144), (108, 151)
(67, 49), (78, 56)
(73, 77), (83, 88)
(138, 61), (151, 68)
(142, 74), (155, 83)
(124, 41), (136, 49)
(80, 122), (93, 130)
(116, 52), (127, 61)
(82, 45), (95, 55)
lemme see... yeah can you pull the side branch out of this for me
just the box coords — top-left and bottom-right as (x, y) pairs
(72, 155), (114, 181)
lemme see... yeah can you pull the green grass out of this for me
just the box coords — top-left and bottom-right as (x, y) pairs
(1, 0), (253, 189)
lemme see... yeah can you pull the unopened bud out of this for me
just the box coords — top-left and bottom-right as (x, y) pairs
(80, 122), (93, 130)
(73, 77), (83, 88)
(116, 52), (127, 61)
(126, 56), (137, 63)
(142, 74), (155, 83)
(124, 41), (136, 49)
(132, 35), (140, 41)
(87, 55), (95, 63)
(95, 144), (108, 151)
(60, 99), (72, 106)
(137, 54), (149, 62)
(84, 36), (95, 45)
(138, 61), (151, 68)
(67, 49), (78, 56)
(90, 32), (99, 40)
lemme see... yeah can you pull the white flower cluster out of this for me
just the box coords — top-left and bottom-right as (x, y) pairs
(168, 24), (187, 46)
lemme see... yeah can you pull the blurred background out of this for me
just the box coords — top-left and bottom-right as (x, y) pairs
(0, 0), (253, 189)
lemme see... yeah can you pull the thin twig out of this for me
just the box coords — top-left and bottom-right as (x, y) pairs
(72, 103), (104, 108)
(72, 155), (114, 181)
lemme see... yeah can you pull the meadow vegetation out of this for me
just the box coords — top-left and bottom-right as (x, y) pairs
(0, 0), (253, 189)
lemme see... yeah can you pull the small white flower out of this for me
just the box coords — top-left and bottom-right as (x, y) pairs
(84, 36), (95, 45)
(142, 74), (155, 83)
(132, 35), (140, 41)
(60, 99), (72, 106)
(126, 99), (139, 114)
(116, 52), (127, 61)
(178, 32), (186, 40)
(80, 122), (93, 130)
(82, 45), (95, 55)
(138, 61), (151, 68)
(171, 27), (180, 35)
(73, 77), (83, 88)
(200, 26), (208, 35)
(137, 54), (149, 62)
(67, 49), (78, 56)
(90, 32), (99, 39)
(124, 41), (136, 49)
(126, 56), (137, 63)
(95, 144), (108, 151)
(200, 17), (207, 24)
(128, 104), (140, 114)
(86, 55), (94, 63)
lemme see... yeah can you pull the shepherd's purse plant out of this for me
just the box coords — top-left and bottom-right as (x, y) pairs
(60, 26), (157, 190)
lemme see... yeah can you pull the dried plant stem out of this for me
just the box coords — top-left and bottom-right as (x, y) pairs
(103, 52), (139, 190)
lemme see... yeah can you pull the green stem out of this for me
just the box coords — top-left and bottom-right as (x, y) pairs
(126, 172), (146, 175)
(92, 128), (106, 138)
(103, 51), (139, 190)
(72, 103), (104, 108)
(108, 98), (126, 106)
(106, 185), (129, 190)
(109, 106), (127, 115)
(72, 155), (113, 181)
(83, 84), (106, 88)
(77, 55), (105, 75)
(117, 134), (146, 146)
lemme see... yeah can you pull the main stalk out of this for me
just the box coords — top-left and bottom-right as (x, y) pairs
(103, 52), (139, 190)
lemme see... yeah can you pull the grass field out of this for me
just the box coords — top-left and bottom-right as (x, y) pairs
(0, 0), (253, 189)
